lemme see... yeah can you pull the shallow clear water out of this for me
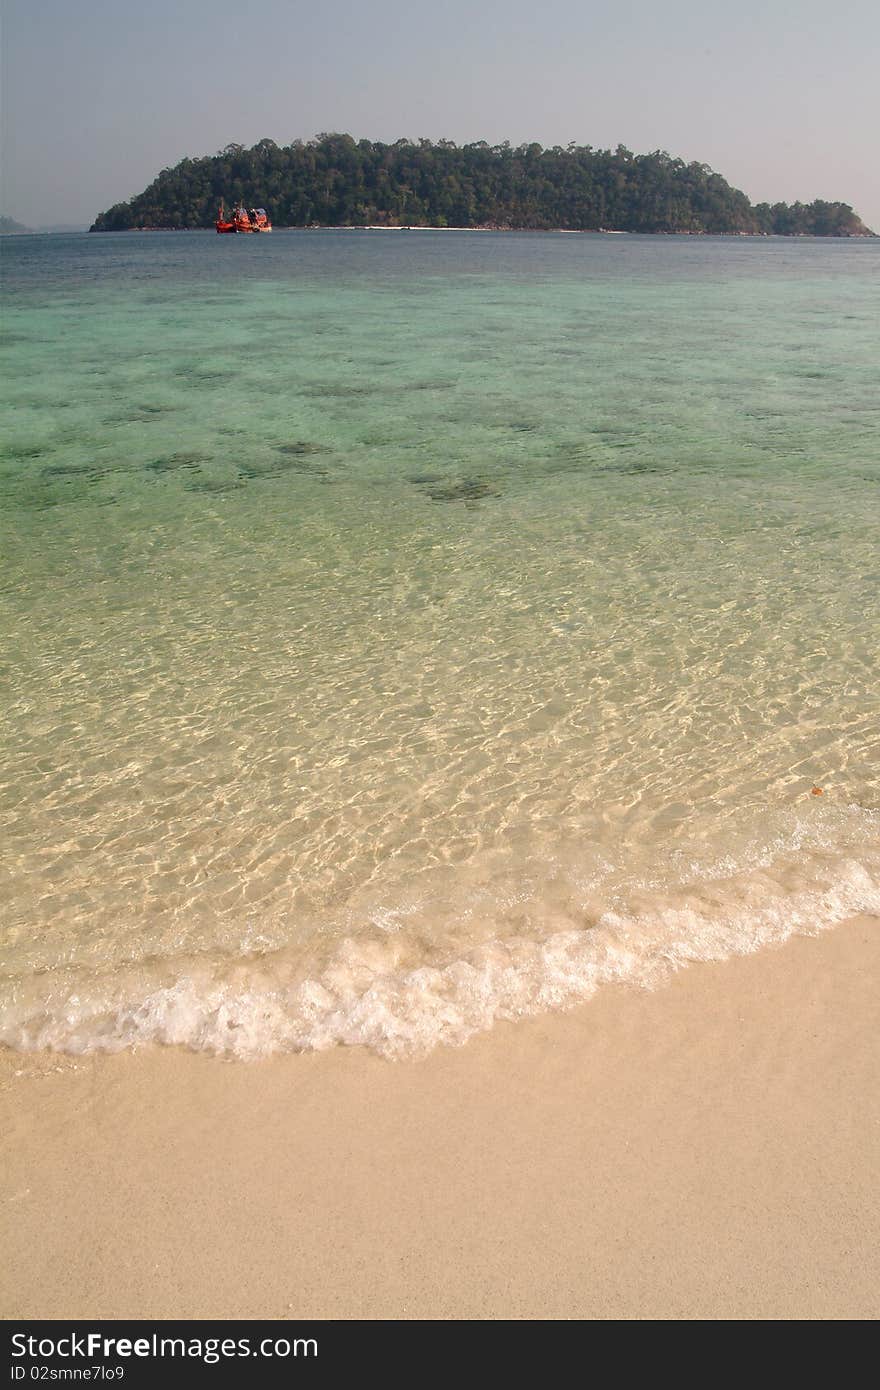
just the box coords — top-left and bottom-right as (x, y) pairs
(1, 230), (878, 1056)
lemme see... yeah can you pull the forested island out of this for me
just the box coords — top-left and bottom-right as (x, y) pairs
(90, 135), (874, 236)
(0, 216), (34, 235)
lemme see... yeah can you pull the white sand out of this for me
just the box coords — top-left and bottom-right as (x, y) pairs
(1, 914), (877, 1320)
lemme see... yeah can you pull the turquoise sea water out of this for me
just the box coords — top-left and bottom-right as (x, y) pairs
(1, 230), (878, 1056)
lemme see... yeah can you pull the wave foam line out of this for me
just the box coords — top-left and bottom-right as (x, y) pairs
(2, 855), (878, 1060)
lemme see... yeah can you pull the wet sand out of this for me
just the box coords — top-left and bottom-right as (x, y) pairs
(1, 914), (877, 1320)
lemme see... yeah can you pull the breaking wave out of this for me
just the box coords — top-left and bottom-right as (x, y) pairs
(3, 813), (878, 1060)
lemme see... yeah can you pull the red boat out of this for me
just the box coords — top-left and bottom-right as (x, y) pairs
(216, 201), (272, 234)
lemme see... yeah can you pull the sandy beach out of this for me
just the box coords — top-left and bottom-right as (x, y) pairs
(2, 913), (877, 1321)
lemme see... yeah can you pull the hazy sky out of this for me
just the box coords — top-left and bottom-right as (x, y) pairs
(2, 0), (878, 230)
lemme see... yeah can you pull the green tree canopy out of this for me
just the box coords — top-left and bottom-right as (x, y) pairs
(90, 137), (875, 236)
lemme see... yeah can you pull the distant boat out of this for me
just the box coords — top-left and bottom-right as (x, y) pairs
(216, 202), (272, 234)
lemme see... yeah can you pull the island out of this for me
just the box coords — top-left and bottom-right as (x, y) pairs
(0, 215), (34, 235)
(89, 135), (874, 236)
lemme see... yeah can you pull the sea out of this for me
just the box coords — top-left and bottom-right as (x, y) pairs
(1, 229), (878, 1058)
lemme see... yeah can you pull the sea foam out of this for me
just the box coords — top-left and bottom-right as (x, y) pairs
(3, 820), (877, 1060)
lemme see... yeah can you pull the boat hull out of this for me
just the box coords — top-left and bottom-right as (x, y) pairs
(215, 221), (272, 234)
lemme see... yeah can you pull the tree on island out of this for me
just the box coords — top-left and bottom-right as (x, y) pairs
(89, 136), (874, 236)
